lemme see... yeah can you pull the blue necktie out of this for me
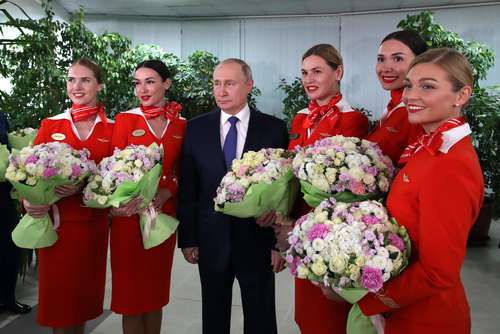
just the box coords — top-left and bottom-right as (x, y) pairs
(223, 116), (238, 168)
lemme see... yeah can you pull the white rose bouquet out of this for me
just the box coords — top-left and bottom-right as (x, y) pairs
(292, 135), (395, 207)
(6, 142), (96, 248)
(8, 127), (37, 150)
(286, 198), (410, 334)
(214, 148), (298, 218)
(83, 144), (178, 249)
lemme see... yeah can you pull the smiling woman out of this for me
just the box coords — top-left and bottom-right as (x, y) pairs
(366, 30), (428, 166)
(357, 48), (484, 334)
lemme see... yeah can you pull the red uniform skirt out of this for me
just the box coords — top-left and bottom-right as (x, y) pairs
(110, 214), (176, 315)
(295, 279), (351, 334)
(37, 210), (109, 327)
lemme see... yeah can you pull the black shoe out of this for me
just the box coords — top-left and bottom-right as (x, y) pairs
(5, 301), (32, 314)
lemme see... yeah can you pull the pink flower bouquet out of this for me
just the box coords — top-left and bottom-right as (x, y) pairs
(286, 198), (410, 334)
(6, 142), (96, 248)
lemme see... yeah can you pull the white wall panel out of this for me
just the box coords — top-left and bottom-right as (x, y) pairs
(85, 16), (182, 56)
(243, 17), (340, 117)
(180, 20), (241, 59)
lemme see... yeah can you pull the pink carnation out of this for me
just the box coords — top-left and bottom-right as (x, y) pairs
(361, 266), (383, 293)
(307, 223), (330, 241)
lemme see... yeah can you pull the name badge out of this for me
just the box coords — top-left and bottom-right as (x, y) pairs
(386, 126), (399, 133)
(403, 173), (410, 183)
(320, 132), (331, 137)
(51, 133), (66, 141)
(289, 133), (299, 140)
(132, 129), (146, 137)
(172, 135), (183, 139)
(97, 138), (110, 143)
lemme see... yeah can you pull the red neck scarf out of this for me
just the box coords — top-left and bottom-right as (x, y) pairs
(303, 93), (342, 129)
(70, 103), (106, 124)
(398, 117), (465, 165)
(387, 88), (404, 113)
(140, 101), (182, 121)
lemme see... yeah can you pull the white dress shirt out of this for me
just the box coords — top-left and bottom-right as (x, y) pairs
(220, 104), (250, 160)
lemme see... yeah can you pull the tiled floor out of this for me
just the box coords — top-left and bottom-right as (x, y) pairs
(1, 221), (500, 334)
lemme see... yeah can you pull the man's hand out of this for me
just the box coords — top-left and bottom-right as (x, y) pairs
(271, 250), (286, 273)
(182, 247), (199, 264)
(273, 224), (293, 252)
(256, 210), (277, 227)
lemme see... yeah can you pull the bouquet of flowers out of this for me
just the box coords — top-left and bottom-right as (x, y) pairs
(286, 198), (410, 334)
(6, 142), (96, 248)
(8, 127), (37, 150)
(292, 135), (395, 207)
(83, 144), (178, 249)
(0, 144), (9, 182)
(214, 148), (298, 218)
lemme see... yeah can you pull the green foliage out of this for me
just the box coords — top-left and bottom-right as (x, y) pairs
(0, 1), (261, 127)
(399, 11), (500, 213)
(278, 77), (308, 126)
(397, 11), (495, 86)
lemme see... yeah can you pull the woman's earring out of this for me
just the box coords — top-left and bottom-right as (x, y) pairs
(453, 103), (460, 107)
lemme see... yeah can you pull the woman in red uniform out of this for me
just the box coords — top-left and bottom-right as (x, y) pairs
(24, 58), (113, 334)
(366, 30), (427, 165)
(324, 48), (484, 333)
(259, 44), (369, 334)
(110, 59), (186, 334)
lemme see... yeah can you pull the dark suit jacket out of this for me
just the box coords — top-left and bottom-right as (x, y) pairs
(177, 108), (289, 272)
(0, 112), (13, 207)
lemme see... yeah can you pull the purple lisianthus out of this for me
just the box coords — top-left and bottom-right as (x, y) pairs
(388, 233), (406, 251)
(43, 167), (57, 178)
(362, 215), (380, 225)
(361, 266), (383, 293)
(25, 155), (38, 164)
(71, 164), (82, 178)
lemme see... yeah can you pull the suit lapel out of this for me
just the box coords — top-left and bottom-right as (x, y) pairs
(243, 109), (260, 153)
(207, 109), (227, 171)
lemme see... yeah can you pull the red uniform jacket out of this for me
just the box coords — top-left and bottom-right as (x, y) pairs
(111, 108), (186, 215)
(358, 124), (484, 334)
(290, 98), (369, 334)
(34, 111), (114, 221)
(366, 90), (422, 165)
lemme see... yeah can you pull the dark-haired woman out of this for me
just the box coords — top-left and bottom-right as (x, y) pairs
(366, 30), (427, 165)
(110, 60), (186, 334)
(23, 59), (114, 334)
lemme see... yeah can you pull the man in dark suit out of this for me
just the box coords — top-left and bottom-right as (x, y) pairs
(0, 112), (31, 314)
(178, 58), (288, 334)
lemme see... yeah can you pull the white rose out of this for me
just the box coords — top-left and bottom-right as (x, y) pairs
(311, 176), (330, 193)
(312, 238), (326, 252)
(311, 261), (328, 276)
(297, 265), (310, 279)
(329, 256), (347, 273)
(348, 264), (361, 281)
(377, 247), (389, 258)
(368, 255), (388, 270)
(355, 256), (366, 267)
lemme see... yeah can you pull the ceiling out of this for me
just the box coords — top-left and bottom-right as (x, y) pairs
(53, 0), (500, 18)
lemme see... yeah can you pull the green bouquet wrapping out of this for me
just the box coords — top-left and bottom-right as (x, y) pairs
(214, 148), (298, 218)
(7, 127), (37, 150)
(6, 142), (97, 248)
(0, 144), (8, 182)
(83, 144), (178, 249)
(292, 135), (395, 208)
